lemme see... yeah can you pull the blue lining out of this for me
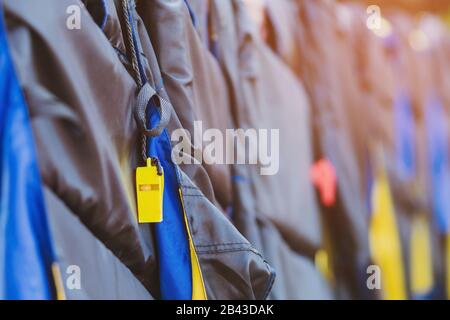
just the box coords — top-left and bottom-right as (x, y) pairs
(426, 95), (450, 233)
(184, 0), (197, 27)
(100, 0), (108, 31)
(0, 9), (56, 299)
(147, 107), (192, 300)
(365, 150), (374, 216)
(232, 175), (246, 183)
(394, 91), (416, 180)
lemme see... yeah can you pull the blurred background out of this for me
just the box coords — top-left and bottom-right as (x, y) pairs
(241, 0), (450, 300)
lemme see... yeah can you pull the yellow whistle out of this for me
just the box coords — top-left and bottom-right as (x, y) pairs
(136, 158), (164, 223)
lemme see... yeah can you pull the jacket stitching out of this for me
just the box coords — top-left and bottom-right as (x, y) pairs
(196, 247), (256, 255)
(182, 194), (206, 198)
(195, 242), (250, 248)
(180, 185), (199, 190)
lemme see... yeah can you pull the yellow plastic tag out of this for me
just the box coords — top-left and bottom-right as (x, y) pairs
(136, 158), (164, 223)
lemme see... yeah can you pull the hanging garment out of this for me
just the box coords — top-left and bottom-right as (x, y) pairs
(275, 0), (372, 299)
(257, 215), (333, 300)
(122, 0), (195, 299)
(420, 16), (450, 299)
(127, 0), (275, 300)
(425, 18), (450, 300)
(420, 20), (450, 234)
(414, 125), (442, 300)
(344, 6), (444, 300)
(137, 0), (233, 212)
(194, 0), (332, 299)
(394, 92), (417, 180)
(217, 0), (322, 257)
(390, 91), (436, 299)
(409, 214), (434, 299)
(357, 18), (412, 300)
(44, 186), (153, 300)
(0, 6), (59, 300)
(389, 84), (434, 300)
(186, 0), (267, 260)
(390, 14), (444, 299)
(4, 0), (151, 283)
(369, 151), (408, 300)
(263, 0), (304, 78)
(426, 96), (450, 237)
(355, 11), (439, 299)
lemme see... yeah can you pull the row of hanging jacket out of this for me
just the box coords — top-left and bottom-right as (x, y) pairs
(1, 0), (450, 300)
(253, 0), (450, 299)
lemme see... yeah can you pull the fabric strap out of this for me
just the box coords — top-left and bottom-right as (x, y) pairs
(135, 82), (171, 139)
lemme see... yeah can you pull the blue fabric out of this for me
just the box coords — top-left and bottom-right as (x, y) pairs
(394, 92), (416, 180)
(147, 107), (192, 300)
(426, 95), (450, 233)
(0, 10), (56, 299)
(365, 150), (374, 216)
(100, 0), (108, 30)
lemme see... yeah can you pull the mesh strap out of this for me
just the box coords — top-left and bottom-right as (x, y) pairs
(135, 82), (171, 138)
